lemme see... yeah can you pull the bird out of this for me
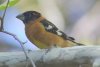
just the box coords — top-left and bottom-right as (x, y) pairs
(16, 11), (84, 49)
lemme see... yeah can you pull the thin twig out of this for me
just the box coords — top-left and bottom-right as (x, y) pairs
(1, 0), (9, 31)
(2, 31), (28, 58)
(2, 31), (36, 67)
(0, 0), (36, 67)
(0, 16), (2, 19)
(0, 17), (2, 31)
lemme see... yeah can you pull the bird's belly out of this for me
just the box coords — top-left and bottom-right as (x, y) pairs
(26, 30), (62, 48)
(33, 31), (65, 47)
(26, 32), (48, 49)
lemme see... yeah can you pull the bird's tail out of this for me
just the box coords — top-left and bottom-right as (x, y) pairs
(67, 37), (84, 46)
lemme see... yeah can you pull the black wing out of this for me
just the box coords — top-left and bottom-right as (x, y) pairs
(40, 19), (75, 40)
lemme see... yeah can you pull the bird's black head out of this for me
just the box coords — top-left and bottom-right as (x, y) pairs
(16, 11), (41, 24)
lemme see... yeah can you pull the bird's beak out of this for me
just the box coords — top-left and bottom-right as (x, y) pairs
(16, 14), (25, 21)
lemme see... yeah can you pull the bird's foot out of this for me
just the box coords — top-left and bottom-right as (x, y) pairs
(45, 44), (58, 54)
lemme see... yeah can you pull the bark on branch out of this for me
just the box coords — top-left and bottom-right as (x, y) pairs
(0, 46), (100, 67)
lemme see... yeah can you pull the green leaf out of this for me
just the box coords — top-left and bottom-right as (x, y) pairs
(0, 0), (19, 10)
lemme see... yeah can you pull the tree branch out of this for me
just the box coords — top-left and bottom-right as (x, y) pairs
(0, 0), (9, 31)
(0, 16), (1, 30)
(0, 46), (99, 67)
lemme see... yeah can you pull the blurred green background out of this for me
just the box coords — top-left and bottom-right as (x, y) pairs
(0, 0), (100, 51)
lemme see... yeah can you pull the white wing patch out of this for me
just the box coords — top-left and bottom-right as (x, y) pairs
(57, 30), (62, 36)
(46, 25), (53, 30)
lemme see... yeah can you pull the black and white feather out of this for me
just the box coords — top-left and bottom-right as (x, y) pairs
(40, 19), (75, 41)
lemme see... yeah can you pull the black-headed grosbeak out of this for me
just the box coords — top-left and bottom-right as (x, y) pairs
(16, 11), (84, 49)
